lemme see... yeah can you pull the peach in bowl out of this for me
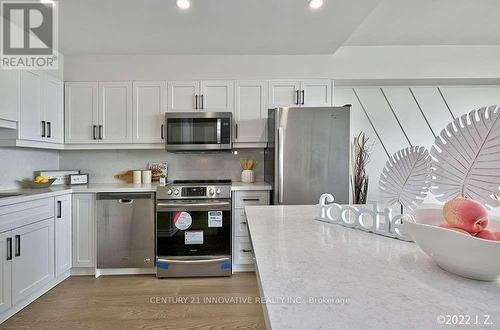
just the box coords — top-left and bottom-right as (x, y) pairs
(404, 206), (500, 281)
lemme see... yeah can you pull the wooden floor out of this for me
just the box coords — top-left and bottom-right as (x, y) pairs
(2, 273), (266, 330)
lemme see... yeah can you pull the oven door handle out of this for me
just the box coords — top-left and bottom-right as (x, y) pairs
(157, 257), (230, 264)
(156, 201), (231, 211)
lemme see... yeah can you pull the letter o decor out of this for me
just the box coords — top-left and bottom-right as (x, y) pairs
(316, 193), (412, 242)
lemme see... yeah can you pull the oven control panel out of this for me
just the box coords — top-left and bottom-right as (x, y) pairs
(157, 184), (231, 200)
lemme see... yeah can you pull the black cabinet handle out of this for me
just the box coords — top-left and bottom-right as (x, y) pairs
(14, 235), (20, 257)
(6, 237), (12, 261)
(161, 124), (164, 140)
(295, 90), (299, 105)
(241, 221), (247, 225)
(235, 124), (238, 139)
(242, 198), (260, 202)
(301, 90), (305, 105)
(41, 121), (46, 137)
(93, 125), (97, 140)
(57, 200), (62, 218)
(241, 249), (252, 253)
(47, 121), (51, 138)
(99, 125), (103, 140)
(195, 94), (198, 109)
(200, 94), (204, 110)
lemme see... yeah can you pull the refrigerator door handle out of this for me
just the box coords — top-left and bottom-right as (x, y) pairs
(278, 127), (284, 204)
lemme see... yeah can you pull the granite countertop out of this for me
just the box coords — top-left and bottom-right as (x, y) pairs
(0, 181), (271, 206)
(245, 204), (500, 330)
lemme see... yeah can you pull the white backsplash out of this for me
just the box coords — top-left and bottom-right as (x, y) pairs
(0, 148), (60, 190)
(59, 149), (265, 183)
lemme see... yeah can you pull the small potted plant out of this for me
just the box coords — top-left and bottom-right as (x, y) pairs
(159, 173), (167, 186)
(240, 159), (257, 183)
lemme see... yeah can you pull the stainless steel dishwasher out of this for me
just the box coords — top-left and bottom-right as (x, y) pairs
(96, 192), (155, 269)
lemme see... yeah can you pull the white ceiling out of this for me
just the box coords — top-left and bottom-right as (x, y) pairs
(59, 0), (382, 55)
(59, 0), (500, 56)
(346, 0), (500, 46)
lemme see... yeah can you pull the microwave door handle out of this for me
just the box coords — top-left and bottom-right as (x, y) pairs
(217, 119), (221, 144)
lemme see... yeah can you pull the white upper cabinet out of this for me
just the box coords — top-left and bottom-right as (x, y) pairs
(133, 81), (166, 143)
(54, 194), (72, 277)
(301, 80), (333, 107)
(11, 218), (54, 305)
(269, 80), (301, 108)
(65, 82), (99, 144)
(43, 75), (64, 144)
(98, 82), (133, 143)
(200, 80), (234, 112)
(0, 70), (19, 129)
(19, 70), (43, 142)
(234, 80), (268, 143)
(167, 80), (234, 112)
(269, 80), (332, 108)
(167, 81), (199, 112)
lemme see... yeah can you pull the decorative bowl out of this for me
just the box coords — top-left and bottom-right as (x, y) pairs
(17, 178), (56, 189)
(405, 207), (500, 281)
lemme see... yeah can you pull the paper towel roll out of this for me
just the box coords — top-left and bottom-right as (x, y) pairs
(142, 170), (152, 184)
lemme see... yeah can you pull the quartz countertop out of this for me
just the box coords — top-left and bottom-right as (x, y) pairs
(0, 181), (271, 207)
(245, 205), (500, 330)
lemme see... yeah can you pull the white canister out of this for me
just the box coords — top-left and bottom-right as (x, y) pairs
(142, 170), (152, 184)
(241, 170), (255, 183)
(133, 170), (142, 184)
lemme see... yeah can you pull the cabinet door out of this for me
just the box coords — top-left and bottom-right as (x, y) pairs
(167, 81), (199, 112)
(269, 80), (301, 108)
(72, 194), (95, 268)
(200, 80), (234, 112)
(12, 218), (54, 305)
(300, 80), (332, 107)
(234, 80), (268, 142)
(0, 231), (12, 314)
(0, 70), (19, 126)
(43, 75), (64, 144)
(55, 195), (72, 277)
(19, 70), (43, 142)
(133, 81), (166, 143)
(65, 82), (99, 144)
(99, 82), (133, 143)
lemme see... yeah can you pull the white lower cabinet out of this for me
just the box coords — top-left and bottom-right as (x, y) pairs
(0, 232), (12, 314)
(11, 219), (54, 305)
(72, 194), (95, 268)
(232, 190), (269, 270)
(55, 195), (72, 276)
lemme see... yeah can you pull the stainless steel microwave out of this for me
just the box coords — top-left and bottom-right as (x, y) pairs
(164, 112), (232, 151)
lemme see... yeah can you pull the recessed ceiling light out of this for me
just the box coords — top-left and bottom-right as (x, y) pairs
(176, 0), (190, 10)
(309, 0), (324, 9)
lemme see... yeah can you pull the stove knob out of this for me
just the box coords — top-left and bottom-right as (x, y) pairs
(167, 189), (172, 195)
(173, 189), (179, 195)
(208, 188), (215, 195)
(216, 188), (221, 195)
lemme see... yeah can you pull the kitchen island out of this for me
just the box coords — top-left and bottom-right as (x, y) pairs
(245, 205), (500, 330)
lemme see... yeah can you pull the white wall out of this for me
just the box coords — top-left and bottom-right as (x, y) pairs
(0, 148), (60, 189)
(59, 149), (264, 184)
(64, 46), (500, 81)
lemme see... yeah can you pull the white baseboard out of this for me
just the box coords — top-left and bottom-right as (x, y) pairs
(70, 267), (95, 276)
(0, 270), (70, 324)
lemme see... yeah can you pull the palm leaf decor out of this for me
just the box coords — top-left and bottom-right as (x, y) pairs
(430, 105), (500, 208)
(379, 146), (432, 211)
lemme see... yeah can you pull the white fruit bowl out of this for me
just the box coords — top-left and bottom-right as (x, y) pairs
(405, 207), (500, 281)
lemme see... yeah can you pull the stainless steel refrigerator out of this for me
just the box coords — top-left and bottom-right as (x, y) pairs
(264, 106), (351, 205)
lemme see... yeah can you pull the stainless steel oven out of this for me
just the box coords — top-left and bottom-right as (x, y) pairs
(156, 180), (232, 277)
(164, 112), (232, 151)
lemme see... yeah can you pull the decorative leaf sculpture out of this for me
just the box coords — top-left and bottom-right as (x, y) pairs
(379, 146), (432, 210)
(430, 105), (500, 208)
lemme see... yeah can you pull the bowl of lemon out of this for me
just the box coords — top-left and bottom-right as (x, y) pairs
(18, 176), (56, 188)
